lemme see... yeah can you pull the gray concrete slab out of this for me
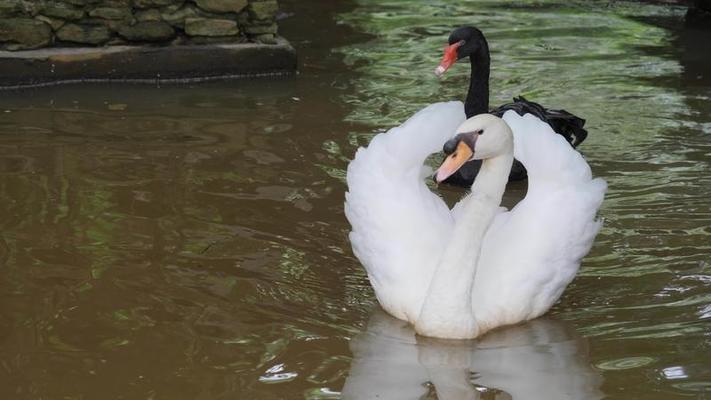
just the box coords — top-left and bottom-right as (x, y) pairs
(0, 37), (296, 89)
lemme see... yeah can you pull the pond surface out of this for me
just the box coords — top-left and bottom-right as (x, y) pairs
(0, 0), (709, 399)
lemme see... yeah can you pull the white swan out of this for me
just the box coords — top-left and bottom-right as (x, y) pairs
(344, 102), (606, 339)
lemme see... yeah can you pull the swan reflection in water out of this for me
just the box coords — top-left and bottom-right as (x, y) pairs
(342, 309), (602, 400)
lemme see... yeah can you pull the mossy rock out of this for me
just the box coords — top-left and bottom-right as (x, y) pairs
(0, 0), (33, 17)
(252, 33), (275, 44)
(0, 18), (52, 50)
(117, 21), (175, 41)
(135, 9), (162, 22)
(39, 3), (86, 20)
(64, 0), (101, 5)
(101, 0), (131, 6)
(57, 23), (111, 44)
(245, 23), (277, 35)
(89, 7), (132, 20)
(35, 15), (66, 30)
(194, 0), (247, 13)
(248, 0), (278, 21)
(161, 4), (198, 28)
(185, 17), (238, 36)
(133, 0), (176, 8)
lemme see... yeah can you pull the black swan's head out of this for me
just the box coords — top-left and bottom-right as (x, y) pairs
(434, 26), (489, 77)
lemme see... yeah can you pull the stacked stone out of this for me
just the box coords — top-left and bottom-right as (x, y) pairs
(0, 0), (280, 51)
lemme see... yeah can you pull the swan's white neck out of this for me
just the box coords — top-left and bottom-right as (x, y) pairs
(415, 149), (513, 339)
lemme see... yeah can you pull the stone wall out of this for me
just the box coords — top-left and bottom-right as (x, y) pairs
(0, 0), (280, 51)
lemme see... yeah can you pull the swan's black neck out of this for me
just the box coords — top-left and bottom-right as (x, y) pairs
(464, 40), (491, 119)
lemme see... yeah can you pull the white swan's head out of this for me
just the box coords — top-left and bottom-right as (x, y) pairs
(435, 114), (513, 183)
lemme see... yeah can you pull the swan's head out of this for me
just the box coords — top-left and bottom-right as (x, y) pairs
(435, 114), (513, 183)
(434, 26), (488, 77)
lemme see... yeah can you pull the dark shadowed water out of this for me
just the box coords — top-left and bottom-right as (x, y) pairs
(0, 1), (709, 399)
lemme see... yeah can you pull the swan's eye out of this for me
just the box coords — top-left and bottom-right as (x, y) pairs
(475, 129), (484, 135)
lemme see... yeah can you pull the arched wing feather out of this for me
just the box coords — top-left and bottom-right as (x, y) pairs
(345, 102), (466, 319)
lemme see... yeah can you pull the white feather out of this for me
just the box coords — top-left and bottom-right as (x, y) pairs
(344, 105), (606, 336)
(471, 111), (606, 331)
(345, 101), (465, 321)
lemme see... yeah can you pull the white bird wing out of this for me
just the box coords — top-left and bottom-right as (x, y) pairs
(472, 111), (607, 329)
(345, 101), (466, 320)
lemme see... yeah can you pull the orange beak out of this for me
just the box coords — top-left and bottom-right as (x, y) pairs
(435, 141), (474, 183)
(434, 40), (464, 77)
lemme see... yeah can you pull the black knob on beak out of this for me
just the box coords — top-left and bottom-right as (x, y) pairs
(443, 138), (458, 155)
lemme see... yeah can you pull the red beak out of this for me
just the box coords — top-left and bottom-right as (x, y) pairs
(434, 40), (464, 77)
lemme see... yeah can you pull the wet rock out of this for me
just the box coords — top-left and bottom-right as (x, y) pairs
(248, 0), (278, 21)
(39, 3), (85, 20)
(35, 15), (66, 30)
(135, 9), (161, 22)
(89, 7), (132, 20)
(161, 4), (198, 28)
(0, 0), (27, 17)
(252, 33), (275, 44)
(245, 23), (277, 35)
(195, 0), (247, 13)
(57, 23), (111, 44)
(185, 17), (238, 36)
(0, 18), (52, 49)
(105, 36), (127, 45)
(160, 3), (182, 14)
(100, 0), (131, 6)
(117, 21), (175, 41)
(64, 0), (101, 5)
(133, 0), (174, 8)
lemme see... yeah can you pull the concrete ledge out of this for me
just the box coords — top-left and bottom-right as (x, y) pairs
(0, 37), (296, 89)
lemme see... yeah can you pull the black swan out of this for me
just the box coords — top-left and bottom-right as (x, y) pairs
(435, 26), (588, 186)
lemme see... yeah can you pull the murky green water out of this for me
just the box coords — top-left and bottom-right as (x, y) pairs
(0, 0), (709, 399)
